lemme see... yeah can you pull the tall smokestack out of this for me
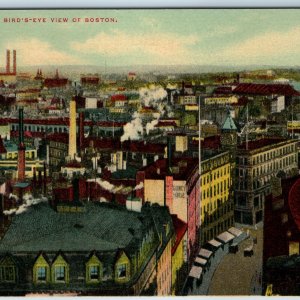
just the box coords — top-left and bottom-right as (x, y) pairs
(13, 50), (16, 75)
(17, 108), (26, 181)
(43, 162), (47, 196)
(6, 50), (10, 74)
(79, 112), (84, 150)
(72, 178), (79, 203)
(167, 136), (172, 172)
(181, 81), (185, 95)
(68, 97), (77, 159)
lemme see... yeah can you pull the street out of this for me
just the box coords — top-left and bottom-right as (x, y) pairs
(208, 224), (263, 295)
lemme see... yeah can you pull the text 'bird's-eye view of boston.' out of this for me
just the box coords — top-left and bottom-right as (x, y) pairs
(0, 8), (299, 297)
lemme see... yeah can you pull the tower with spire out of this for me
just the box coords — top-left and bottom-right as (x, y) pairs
(221, 108), (238, 159)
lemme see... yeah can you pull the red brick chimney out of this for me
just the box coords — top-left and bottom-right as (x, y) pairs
(13, 50), (16, 75)
(6, 50), (10, 74)
(17, 108), (26, 181)
(79, 112), (84, 150)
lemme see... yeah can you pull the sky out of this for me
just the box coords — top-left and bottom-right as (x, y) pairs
(1, 9), (300, 67)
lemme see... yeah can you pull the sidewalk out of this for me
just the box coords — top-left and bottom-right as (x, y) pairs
(185, 228), (248, 295)
(208, 224), (263, 295)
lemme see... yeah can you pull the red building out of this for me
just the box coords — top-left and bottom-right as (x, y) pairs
(136, 157), (200, 269)
(44, 69), (68, 88)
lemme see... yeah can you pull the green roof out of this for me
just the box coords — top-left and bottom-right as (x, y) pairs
(222, 114), (237, 131)
(13, 182), (30, 188)
(0, 202), (149, 252)
(3, 140), (34, 152)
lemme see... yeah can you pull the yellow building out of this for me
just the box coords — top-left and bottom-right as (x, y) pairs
(200, 150), (234, 245)
(157, 238), (172, 296)
(204, 95), (238, 105)
(175, 135), (188, 153)
(171, 216), (187, 295)
(0, 74), (16, 83)
(0, 140), (44, 179)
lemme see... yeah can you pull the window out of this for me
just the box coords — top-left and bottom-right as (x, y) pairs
(55, 266), (65, 282)
(89, 265), (99, 280)
(0, 266), (15, 282)
(117, 264), (127, 278)
(37, 266), (47, 281)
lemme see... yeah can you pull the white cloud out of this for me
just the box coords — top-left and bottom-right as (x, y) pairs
(5, 38), (84, 66)
(213, 26), (300, 65)
(71, 30), (199, 64)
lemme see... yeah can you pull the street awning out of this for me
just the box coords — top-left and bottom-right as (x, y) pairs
(208, 239), (222, 248)
(195, 256), (207, 266)
(198, 248), (213, 259)
(216, 231), (235, 243)
(228, 227), (243, 237)
(189, 265), (203, 279)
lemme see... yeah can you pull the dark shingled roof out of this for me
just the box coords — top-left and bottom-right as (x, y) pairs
(238, 137), (287, 151)
(233, 83), (300, 96)
(0, 202), (150, 252)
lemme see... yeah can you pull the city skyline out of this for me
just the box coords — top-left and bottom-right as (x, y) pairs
(1, 9), (300, 67)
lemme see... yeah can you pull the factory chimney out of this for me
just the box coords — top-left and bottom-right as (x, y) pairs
(17, 108), (26, 181)
(68, 97), (77, 159)
(12, 50), (16, 75)
(6, 50), (10, 74)
(167, 136), (172, 172)
(79, 112), (84, 150)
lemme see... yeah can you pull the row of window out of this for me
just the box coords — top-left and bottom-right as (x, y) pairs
(237, 155), (296, 179)
(201, 178), (231, 201)
(201, 156), (229, 174)
(201, 200), (233, 218)
(5, 151), (36, 159)
(239, 144), (296, 165)
(0, 255), (129, 284)
(201, 165), (230, 186)
(12, 125), (68, 133)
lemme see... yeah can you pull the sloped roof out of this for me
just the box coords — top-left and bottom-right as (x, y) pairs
(0, 202), (144, 252)
(222, 114), (237, 131)
(233, 83), (300, 96)
(0, 202), (172, 255)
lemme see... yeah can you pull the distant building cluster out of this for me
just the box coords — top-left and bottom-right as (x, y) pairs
(0, 50), (300, 295)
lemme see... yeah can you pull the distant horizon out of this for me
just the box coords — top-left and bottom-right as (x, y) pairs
(11, 63), (300, 76)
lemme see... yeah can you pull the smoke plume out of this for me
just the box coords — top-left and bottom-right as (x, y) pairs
(3, 194), (48, 216)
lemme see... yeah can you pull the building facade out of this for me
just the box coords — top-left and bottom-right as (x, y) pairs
(0, 202), (175, 296)
(200, 150), (234, 245)
(235, 138), (298, 225)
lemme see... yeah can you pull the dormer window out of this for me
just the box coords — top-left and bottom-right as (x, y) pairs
(89, 265), (99, 280)
(37, 266), (47, 281)
(54, 266), (65, 282)
(117, 263), (127, 278)
(51, 254), (69, 284)
(0, 256), (17, 283)
(86, 254), (102, 283)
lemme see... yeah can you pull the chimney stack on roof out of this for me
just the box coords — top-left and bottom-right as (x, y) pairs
(68, 97), (77, 159)
(17, 108), (26, 182)
(12, 50), (16, 75)
(6, 50), (10, 74)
